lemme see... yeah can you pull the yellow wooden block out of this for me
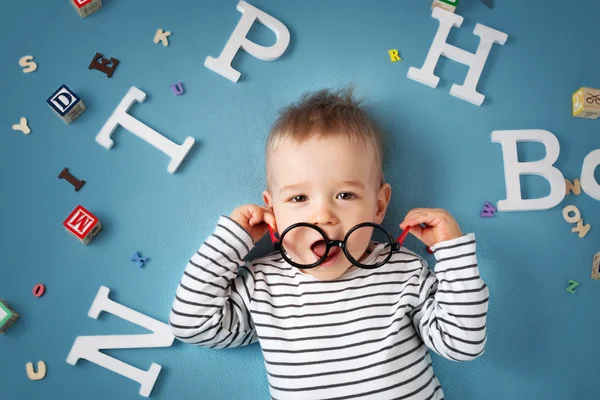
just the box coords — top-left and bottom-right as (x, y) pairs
(431, 0), (456, 13)
(572, 87), (600, 119)
(592, 252), (600, 280)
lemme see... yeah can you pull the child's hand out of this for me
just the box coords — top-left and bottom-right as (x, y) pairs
(229, 204), (277, 244)
(399, 208), (463, 247)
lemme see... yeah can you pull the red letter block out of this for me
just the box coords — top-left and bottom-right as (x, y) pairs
(70, 0), (103, 18)
(63, 205), (103, 245)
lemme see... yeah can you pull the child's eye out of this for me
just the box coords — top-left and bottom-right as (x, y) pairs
(290, 195), (308, 203)
(337, 192), (356, 200)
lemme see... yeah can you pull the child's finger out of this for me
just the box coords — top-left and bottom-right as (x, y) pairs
(249, 208), (276, 234)
(406, 224), (425, 242)
(398, 222), (429, 245)
(400, 211), (426, 228)
(263, 212), (277, 231)
(404, 208), (446, 224)
(402, 210), (427, 225)
(260, 206), (277, 230)
(400, 217), (421, 230)
(404, 208), (427, 219)
(404, 212), (445, 229)
(249, 206), (263, 226)
(267, 215), (277, 231)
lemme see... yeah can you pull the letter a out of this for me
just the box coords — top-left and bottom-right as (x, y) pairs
(408, 8), (507, 106)
(491, 130), (566, 211)
(205, 0), (290, 82)
(66, 286), (175, 397)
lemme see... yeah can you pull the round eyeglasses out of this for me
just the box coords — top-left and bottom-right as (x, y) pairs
(267, 222), (411, 270)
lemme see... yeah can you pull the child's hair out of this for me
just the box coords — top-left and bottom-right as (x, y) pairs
(265, 86), (385, 190)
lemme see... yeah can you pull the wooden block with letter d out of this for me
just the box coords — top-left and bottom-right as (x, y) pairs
(47, 84), (86, 124)
(63, 205), (103, 245)
(70, 0), (103, 18)
(0, 300), (20, 334)
(572, 87), (600, 120)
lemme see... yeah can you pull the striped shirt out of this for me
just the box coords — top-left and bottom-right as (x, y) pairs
(169, 216), (488, 400)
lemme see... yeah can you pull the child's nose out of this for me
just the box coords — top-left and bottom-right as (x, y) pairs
(311, 204), (338, 226)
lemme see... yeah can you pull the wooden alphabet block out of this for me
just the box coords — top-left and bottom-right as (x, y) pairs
(47, 85), (86, 124)
(593, 252), (600, 280)
(432, 0), (458, 13)
(70, 0), (103, 18)
(572, 87), (600, 120)
(0, 299), (20, 334)
(63, 205), (102, 245)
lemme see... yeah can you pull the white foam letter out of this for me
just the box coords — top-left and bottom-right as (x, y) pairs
(491, 130), (566, 211)
(205, 0), (290, 82)
(407, 8), (507, 106)
(581, 149), (600, 200)
(96, 86), (195, 174)
(66, 286), (175, 397)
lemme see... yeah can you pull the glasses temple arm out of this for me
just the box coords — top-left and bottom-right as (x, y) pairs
(395, 226), (411, 248)
(268, 225), (279, 245)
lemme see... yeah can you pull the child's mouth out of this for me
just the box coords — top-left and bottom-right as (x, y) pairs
(311, 240), (341, 267)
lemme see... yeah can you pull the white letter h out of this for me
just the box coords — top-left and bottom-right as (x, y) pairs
(407, 8), (508, 106)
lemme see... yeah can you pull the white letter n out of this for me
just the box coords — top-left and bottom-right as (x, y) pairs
(66, 286), (175, 397)
(407, 8), (508, 106)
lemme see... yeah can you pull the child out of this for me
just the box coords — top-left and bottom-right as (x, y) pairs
(169, 88), (488, 400)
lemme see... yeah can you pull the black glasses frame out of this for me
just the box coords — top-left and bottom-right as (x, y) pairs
(268, 222), (411, 270)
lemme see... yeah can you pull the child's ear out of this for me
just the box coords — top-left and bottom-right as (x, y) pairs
(263, 190), (273, 207)
(375, 183), (391, 224)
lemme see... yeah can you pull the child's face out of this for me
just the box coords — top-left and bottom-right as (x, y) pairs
(263, 135), (391, 281)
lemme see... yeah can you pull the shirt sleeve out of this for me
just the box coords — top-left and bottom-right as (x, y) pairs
(409, 233), (488, 361)
(169, 215), (258, 348)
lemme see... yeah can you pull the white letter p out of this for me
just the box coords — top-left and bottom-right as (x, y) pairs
(205, 1), (290, 82)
